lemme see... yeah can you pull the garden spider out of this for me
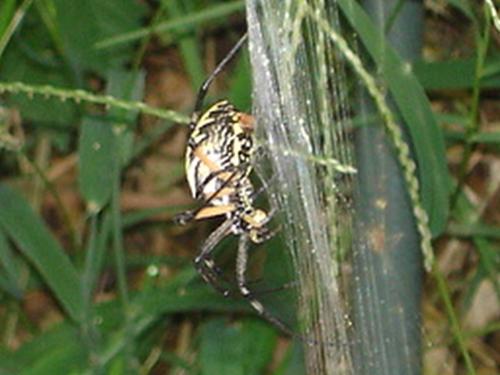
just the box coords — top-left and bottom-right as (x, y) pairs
(174, 33), (294, 336)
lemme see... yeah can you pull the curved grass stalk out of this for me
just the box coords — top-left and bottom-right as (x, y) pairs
(0, 81), (189, 124)
(304, 6), (433, 271)
(485, 0), (500, 31)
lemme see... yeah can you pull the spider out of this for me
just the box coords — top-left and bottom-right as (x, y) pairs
(174, 33), (294, 335)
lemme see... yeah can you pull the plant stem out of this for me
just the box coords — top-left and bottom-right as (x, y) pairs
(451, 4), (491, 208)
(433, 263), (476, 375)
(0, 0), (34, 59)
(0, 81), (189, 124)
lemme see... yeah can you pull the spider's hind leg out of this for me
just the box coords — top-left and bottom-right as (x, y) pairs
(236, 234), (295, 336)
(194, 218), (234, 296)
(174, 211), (195, 225)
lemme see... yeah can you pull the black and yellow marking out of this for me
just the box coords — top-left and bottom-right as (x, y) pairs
(174, 33), (305, 343)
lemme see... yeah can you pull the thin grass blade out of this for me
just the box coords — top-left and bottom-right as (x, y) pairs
(0, 184), (83, 322)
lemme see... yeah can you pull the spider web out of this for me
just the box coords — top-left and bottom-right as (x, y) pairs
(246, 1), (356, 373)
(245, 1), (432, 374)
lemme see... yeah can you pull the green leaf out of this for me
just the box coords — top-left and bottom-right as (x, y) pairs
(414, 59), (476, 90)
(0, 20), (77, 124)
(135, 275), (248, 317)
(0, 348), (22, 374)
(165, 1), (205, 89)
(0, 0), (16, 36)
(444, 129), (500, 146)
(414, 57), (500, 90)
(78, 116), (115, 213)
(471, 131), (500, 144)
(21, 343), (86, 375)
(105, 69), (145, 165)
(106, 70), (145, 116)
(272, 342), (306, 375)
(199, 318), (277, 375)
(0, 184), (83, 322)
(108, 356), (125, 375)
(0, 228), (23, 298)
(22, 341), (86, 375)
(53, 0), (146, 75)
(8, 323), (79, 369)
(445, 0), (474, 20)
(447, 222), (500, 239)
(338, 0), (450, 235)
(0, 272), (21, 298)
(228, 51), (252, 111)
(96, 0), (245, 49)
(475, 238), (500, 298)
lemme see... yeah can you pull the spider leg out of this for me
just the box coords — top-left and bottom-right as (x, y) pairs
(249, 167), (282, 241)
(236, 236), (331, 346)
(249, 180), (270, 201)
(194, 218), (234, 296)
(180, 205), (235, 294)
(252, 226), (281, 244)
(174, 162), (249, 225)
(195, 161), (250, 199)
(190, 145), (251, 200)
(252, 280), (299, 297)
(191, 33), (248, 125)
(219, 277), (298, 300)
(251, 164), (281, 216)
(236, 234), (297, 336)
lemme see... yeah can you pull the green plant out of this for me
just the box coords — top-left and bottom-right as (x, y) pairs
(0, 1), (498, 374)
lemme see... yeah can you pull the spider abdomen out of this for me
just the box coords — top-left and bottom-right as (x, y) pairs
(186, 100), (254, 203)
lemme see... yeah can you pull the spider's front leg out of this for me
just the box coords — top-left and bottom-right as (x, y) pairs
(252, 225), (281, 244)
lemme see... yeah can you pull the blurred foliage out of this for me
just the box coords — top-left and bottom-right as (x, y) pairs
(0, 0), (498, 374)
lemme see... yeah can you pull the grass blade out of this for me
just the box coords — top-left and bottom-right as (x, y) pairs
(0, 228), (23, 298)
(0, 184), (83, 322)
(95, 0), (245, 49)
(78, 116), (115, 213)
(338, 0), (450, 235)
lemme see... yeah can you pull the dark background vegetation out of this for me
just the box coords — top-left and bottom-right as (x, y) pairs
(0, 0), (498, 374)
